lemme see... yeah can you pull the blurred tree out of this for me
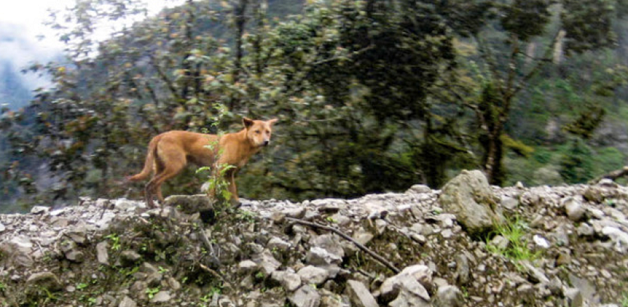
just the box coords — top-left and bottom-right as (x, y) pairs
(434, 0), (625, 185)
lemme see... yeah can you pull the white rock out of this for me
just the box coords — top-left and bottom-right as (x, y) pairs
(533, 235), (550, 249)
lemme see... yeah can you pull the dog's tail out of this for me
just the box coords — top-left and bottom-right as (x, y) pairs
(126, 135), (161, 182)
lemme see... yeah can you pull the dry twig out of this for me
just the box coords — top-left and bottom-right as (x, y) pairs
(285, 217), (400, 274)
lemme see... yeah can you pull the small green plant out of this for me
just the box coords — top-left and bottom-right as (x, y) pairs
(76, 282), (89, 291)
(146, 287), (160, 299)
(0, 281), (5, 292)
(325, 216), (337, 223)
(196, 104), (237, 211)
(158, 266), (169, 274)
(622, 292), (628, 307)
(486, 215), (540, 267)
(104, 234), (121, 251)
(237, 210), (256, 223)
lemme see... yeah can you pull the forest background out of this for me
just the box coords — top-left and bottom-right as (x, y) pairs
(2, 0), (628, 213)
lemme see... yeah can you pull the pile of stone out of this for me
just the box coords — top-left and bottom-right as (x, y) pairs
(1, 170), (627, 306)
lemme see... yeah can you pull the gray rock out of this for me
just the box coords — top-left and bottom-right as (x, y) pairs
(380, 268), (431, 303)
(0, 222), (5, 232)
(289, 285), (321, 307)
(96, 241), (109, 265)
(345, 280), (377, 307)
(520, 261), (549, 284)
(118, 296), (137, 307)
(163, 194), (212, 213)
(563, 196), (586, 222)
(120, 250), (142, 267)
(568, 273), (598, 304)
(407, 184), (432, 194)
(434, 285), (463, 307)
(26, 272), (62, 292)
(30, 206), (50, 214)
(602, 226), (628, 252)
(150, 290), (171, 303)
(267, 237), (291, 252)
(253, 250), (282, 275)
(218, 297), (235, 307)
(491, 235), (510, 250)
(271, 270), (302, 292)
(61, 240), (85, 263)
(500, 196), (519, 211)
(438, 170), (504, 236)
(298, 266), (330, 286)
(564, 288), (583, 307)
(455, 254), (470, 285)
(238, 260), (259, 274)
(66, 227), (88, 245)
(311, 234), (345, 259)
(388, 287), (431, 307)
(306, 247), (342, 266)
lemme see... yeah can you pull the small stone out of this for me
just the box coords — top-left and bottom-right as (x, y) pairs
(167, 277), (181, 290)
(120, 250), (142, 267)
(407, 184), (432, 194)
(564, 288), (583, 307)
(577, 223), (594, 237)
(520, 261), (549, 284)
(289, 285), (321, 307)
(26, 272), (62, 292)
(501, 196), (519, 211)
(517, 284), (534, 295)
(434, 285), (463, 307)
(96, 241), (109, 265)
(345, 280), (378, 307)
(563, 196), (586, 222)
(533, 235), (550, 248)
(30, 206), (50, 214)
(150, 291), (171, 303)
(455, 254), (470, 285)
(267, 237), (291, 252)
(0, 222), (5, 232)
(306, 247), (342, 266)
(253, 250), (281, 275)
(238, 260), (259, 274)
(119, 296), (137, 307)
(298, 266), (329, 286)
(271, 270), (302, 292)
(556, 251), (571, 266)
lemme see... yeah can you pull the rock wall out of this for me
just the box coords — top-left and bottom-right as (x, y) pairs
(1, 173), (628, 306)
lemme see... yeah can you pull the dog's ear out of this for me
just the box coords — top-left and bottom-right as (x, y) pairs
(268, 118), (278, 126)
(243, 117), (254, 129)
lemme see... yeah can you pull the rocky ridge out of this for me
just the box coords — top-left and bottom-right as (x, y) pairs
(1, 170), (628, 306)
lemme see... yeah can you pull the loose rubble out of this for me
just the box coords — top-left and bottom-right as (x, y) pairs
(1, 171), (628, 306)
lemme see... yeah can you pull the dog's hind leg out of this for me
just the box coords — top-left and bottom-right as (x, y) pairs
(147, 145), (187, 207)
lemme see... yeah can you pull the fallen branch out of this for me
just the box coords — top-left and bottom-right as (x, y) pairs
(200, 263), (233, 288)
(285, 217), (400, 274)
(590, 166), (628, 184)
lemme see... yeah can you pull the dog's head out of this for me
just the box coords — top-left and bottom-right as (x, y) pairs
(243, 117), (278, 147)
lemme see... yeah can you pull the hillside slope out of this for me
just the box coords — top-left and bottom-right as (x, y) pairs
(1, 171), (627, 306)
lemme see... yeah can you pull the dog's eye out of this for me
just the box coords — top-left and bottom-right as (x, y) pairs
(255, 130), (261, 134)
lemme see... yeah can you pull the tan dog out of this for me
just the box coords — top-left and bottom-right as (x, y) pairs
(127, 118), (277, 208)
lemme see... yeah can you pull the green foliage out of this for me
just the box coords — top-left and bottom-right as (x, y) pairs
(559, 138), (595, 183)
(146, 287), (160, 300)
(563, 103), (606, 139)
(486, 216), (540, 267)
